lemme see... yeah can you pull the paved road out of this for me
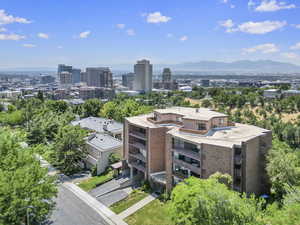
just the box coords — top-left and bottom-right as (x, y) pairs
(46, 185), (110, 225)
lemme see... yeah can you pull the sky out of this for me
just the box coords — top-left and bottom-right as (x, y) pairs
(0, 0), (300, 69)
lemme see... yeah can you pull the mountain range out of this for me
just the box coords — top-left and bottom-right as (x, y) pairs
(1, 60), (300, 74)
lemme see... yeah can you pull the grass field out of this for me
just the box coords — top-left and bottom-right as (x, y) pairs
(78, 170), (113, 192)
(110, 189), (148, 214)
(125, 199), (174, 225)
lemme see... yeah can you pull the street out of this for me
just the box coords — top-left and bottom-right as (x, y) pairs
(46, 184), (110, 225)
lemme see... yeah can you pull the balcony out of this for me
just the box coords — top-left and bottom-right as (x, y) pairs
(234, 169), (242, 178)
(179, 127), (207, 135)
(129, 131), (146, 140)
(130, 161), (146, 173)
(147, 117), (183, 126)
(233, 185), (242, 192)
(173, 170), (189, 180)
(129, 142), (146, 151)
(172, 147), (200, 161)
(234, 155), (242, 165)
(173, 158), (201, 175)
(129, 151), (146, 162)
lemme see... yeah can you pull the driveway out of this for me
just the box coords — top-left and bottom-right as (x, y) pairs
(97, 188), (132, 207)
(89, 179), (121, 198)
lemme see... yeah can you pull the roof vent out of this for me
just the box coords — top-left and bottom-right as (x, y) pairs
(196, 108), (199, 113)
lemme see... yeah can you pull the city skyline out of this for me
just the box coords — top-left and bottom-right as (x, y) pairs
(1, 0), (300, 68)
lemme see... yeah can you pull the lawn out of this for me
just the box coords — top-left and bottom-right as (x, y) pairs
(78, 170), (113, 192)
(110, 189), (149, 214)
(125, 199), (174, 225)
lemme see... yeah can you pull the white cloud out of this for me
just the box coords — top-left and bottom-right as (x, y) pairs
(221, 0), (229, 3)
(0, 27), (7, 32)
(116, 24), (125, 29)
(220, 20), (286, 34)
(57, 46), (63, 49)
(167, 33), (174, 38)
(23, 43), (36, 48)
(0, 9), (31, 25)
(180, 36), (188, 41)
(290, 42), (300, 50)
(0, 33), (25, 40)
(293, 24), (300, 29)
(38, 33), (49, 39)
(281, 52), (299, 59)
(219, 19), (237, 32)
(248, 0), (256, 7)
(230, 4), (236, 8)
(126, 29), (135, 36)
(255, 0), (296, 12)
(238, 20), (286, 34)
(219, 19), (234, 28)
(146, 12), (171, 24)
(243, 43), (279, 54)
(78, 31), (91, 39)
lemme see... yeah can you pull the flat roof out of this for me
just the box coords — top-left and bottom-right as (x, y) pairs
(72, 117), (123, 134)
(168, 123), (270, 148)
(154, 107), (227, 121)
(87, 134), (122, 151)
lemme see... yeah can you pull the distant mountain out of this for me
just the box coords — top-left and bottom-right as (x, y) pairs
(1, 60), (300, 74)
(163, 60), (300, 73)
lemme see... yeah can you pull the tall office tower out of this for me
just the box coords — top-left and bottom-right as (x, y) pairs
(122, 73), (135, 90)
(133, 59), (153, 92)
(40, 75), (55, 84)
(58, 64), (73, 75)
(162, 68), (172, 83)
(86, 67), (113, 88)
(80, 71), (88, 83)
(59, 72), (72, 86)
(71, 68), (81, 84)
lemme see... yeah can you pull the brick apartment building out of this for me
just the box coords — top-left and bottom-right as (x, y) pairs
(123, 107), (272, 195)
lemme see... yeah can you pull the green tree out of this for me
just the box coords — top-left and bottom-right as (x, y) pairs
(266, 139), (300, 200)
(0, 128), (57, 225)
(37, 90), (44, 102)
(169, 177), (262, 225)
(82, 98), (103, 117)
(201, 99), (212, 108)
(53, 125), (87, 175)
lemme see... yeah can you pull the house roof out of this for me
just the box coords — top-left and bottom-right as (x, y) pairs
(86, 133), (122, 151)
(72, 117), (123, 134)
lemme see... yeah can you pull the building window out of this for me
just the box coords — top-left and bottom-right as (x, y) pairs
(198, 123), (206, 130)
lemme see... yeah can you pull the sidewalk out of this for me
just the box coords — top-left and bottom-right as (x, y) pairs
(37, 155), (128, 225)
(118, 194), (157, 220)
(64, 182), (127, 225)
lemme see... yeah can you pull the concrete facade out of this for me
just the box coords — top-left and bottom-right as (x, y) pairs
(86, 67), (113, 88)
(123, 107), (272, 195)
(133, 60), (152, 93)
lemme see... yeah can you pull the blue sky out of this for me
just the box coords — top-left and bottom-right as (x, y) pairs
(0, 0), (300, 68)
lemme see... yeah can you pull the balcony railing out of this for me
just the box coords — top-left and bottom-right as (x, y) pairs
(129, 131), (146, 140)
(173, 158), (201, 175)
(147, 117), (183, 126)
(130, 161), (146, 172)
(234, 169), (242, 178)
(173, 170), (189, 180)
(129, 142), (146, 150)
(233, 185), (242, 192)
(172, 147), (200, 161)
(234, 155), (242, 165)
(129, 152), (146, 162)
(179, 127), (208, 135)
